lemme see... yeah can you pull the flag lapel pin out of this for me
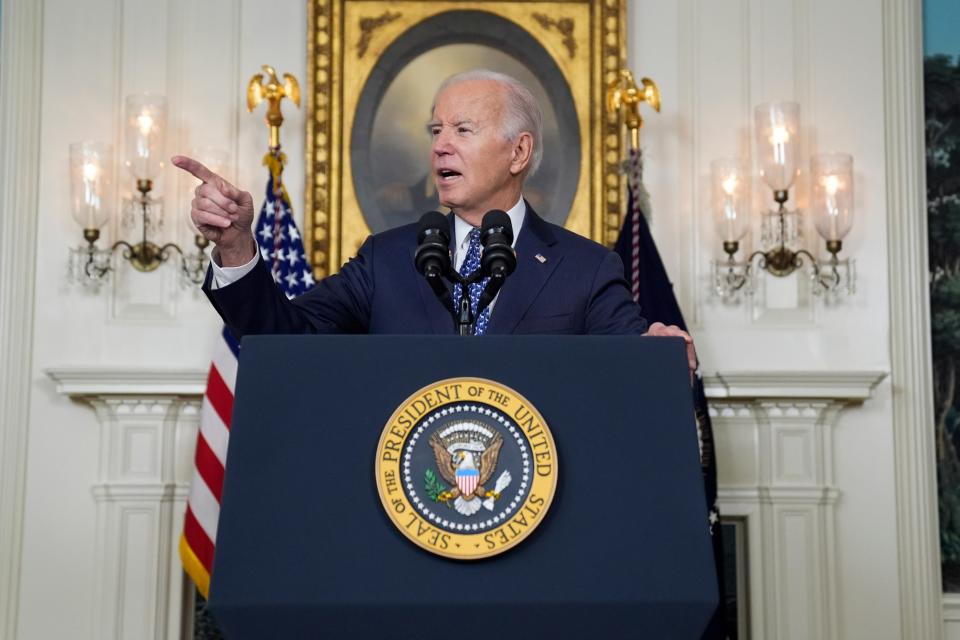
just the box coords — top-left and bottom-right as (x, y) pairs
(535, 253), (547, 264)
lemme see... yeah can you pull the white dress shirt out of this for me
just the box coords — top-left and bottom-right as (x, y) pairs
(209, 196), (527, 295)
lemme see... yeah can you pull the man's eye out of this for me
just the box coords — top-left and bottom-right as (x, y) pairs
(458, 127), (472, 134)
(430, 127), (441, 136)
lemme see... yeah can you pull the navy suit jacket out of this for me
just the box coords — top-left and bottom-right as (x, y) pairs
(203, 207), (648, 337)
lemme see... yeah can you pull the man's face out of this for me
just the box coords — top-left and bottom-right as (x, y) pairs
(428, 80), (518, 218)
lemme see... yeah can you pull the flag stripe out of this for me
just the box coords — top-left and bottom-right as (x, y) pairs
(198, 399), (230, 465)
(206, 365), (234, 428)
(184, 506), (215, 571)
(194, 435), (225, 502)
(211, 341), (238, 394)
(188, 469), (221, 543)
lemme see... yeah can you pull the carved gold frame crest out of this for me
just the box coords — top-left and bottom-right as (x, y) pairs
(306, 0), (626, 278)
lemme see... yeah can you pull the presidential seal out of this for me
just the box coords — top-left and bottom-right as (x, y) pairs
(375, 377), (558, 560)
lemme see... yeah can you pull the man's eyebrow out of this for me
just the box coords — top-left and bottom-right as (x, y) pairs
(425, 118), (479, 130)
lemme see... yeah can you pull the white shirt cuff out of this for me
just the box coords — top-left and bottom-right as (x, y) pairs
(209, 247), (260, 290)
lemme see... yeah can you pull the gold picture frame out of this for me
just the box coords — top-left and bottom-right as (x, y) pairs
(306, 0), (626, 278)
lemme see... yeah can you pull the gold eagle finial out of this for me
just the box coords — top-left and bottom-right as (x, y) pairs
(246, 65), (301, 149)
(606, 69), (660, 150)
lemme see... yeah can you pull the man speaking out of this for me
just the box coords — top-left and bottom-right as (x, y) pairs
(173, 69), (695, 365)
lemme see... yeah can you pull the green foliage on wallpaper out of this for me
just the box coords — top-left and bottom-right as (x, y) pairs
(926, 54), (960, 587)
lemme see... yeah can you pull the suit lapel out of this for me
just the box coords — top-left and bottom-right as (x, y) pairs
(412, 213), (457, 334)
(486, 205), (562, 335)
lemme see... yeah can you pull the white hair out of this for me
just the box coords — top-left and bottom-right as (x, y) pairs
(434, 69), (543, 176)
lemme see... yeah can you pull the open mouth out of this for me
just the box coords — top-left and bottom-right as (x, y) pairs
(436, 169), (462, 183)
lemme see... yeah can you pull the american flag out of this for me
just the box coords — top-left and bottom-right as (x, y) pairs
(179, 150), (313, 598)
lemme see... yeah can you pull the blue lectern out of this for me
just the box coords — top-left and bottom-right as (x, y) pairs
(209, 336), (717, 638)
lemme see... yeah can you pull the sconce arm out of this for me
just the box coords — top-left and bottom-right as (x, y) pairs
(158, 240), (208, 286)
(795, 247), (845, 292)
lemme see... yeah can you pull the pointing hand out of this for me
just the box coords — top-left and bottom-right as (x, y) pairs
(172, 155), (256, 266)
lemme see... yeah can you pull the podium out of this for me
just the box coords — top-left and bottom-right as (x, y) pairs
(208, 336), (718, 638)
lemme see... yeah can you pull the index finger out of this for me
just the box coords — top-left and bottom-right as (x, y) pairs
(171, 155), (216, 183)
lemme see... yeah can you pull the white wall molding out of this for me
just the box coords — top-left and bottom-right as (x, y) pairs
(0, 0), (45, 637)
(881, 0), (944, 636)
(48, 368), (202, 640)
(945, 594), (960, 634)
(704, 370), (886, 399)
(709, 371), (884, 640)
(47, 367), (207, 395)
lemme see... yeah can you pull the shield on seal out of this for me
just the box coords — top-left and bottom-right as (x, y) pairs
(456, 468), (479, 496)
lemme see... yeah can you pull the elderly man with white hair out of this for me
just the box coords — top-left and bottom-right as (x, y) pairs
(172, 69), (695, 367)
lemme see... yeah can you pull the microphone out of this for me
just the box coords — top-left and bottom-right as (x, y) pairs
(415, 211), (451, 278)
(476, 209), (517, 316)
(479, 209), (516, 279)
(414, 211), (453, 312)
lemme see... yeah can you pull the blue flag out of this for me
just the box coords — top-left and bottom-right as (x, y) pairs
(614, 149), (727, 640)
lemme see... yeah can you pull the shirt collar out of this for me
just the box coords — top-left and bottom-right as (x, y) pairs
(453, 195), (526, 253)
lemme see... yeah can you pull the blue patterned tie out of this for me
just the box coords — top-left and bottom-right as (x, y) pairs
(453, 228), (491, 335)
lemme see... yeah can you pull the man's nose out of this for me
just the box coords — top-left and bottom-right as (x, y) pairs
(432, 130), (452, 156)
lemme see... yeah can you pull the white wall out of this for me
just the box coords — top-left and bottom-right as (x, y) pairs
(628, 0), (906, 637)
(1, 0), (940, 638)
(12, 1), (305, 638)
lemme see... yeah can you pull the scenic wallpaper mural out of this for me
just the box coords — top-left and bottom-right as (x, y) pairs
(925, 0), (960, 591)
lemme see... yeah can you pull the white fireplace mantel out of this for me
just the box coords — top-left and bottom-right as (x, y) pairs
(703, 370), (886, 400)
(46, 367), (887, 399)
(46, 366), (887, 640)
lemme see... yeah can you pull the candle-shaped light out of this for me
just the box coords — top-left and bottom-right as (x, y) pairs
(69, 141), (114, 230)
(771, 125), (789, 166)
(755, 102), (800, 193)
(712, 158), (750, 246)
(123, 94), (167, 182)
(811, 152), (854, 245)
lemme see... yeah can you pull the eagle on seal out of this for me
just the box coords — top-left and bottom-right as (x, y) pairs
(429, 432), (504, 516)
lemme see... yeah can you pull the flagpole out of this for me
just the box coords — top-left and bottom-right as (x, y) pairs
(607, 68), (659, 289)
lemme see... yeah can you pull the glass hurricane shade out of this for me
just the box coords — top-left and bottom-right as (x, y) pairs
(69, 141), (114, 230)
(123, 94), (167, 181)
(711, 158), (750, 243)
(182, 147), (229, 235)
(755, 102), (800, 192)
(811, 152), (854, 242)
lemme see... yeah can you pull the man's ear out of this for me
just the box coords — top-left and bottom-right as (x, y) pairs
(509, 132), (533, 176)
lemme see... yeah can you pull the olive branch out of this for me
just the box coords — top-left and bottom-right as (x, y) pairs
(424, 469), (448, 502)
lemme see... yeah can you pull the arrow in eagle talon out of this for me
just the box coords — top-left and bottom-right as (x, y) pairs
(483, 471), (512, 511)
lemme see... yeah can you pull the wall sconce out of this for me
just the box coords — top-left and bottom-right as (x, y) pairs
(68, 94), (209, 287)
(712, 102), (856, 299)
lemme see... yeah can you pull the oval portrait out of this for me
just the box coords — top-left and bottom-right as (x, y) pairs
(351, 10), (581, 234)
